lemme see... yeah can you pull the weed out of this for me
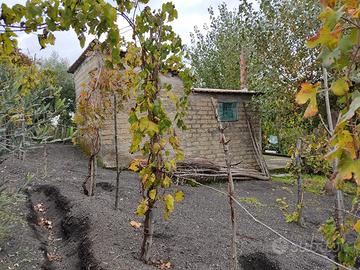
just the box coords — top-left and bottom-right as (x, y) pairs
(239, 197), (264, 207)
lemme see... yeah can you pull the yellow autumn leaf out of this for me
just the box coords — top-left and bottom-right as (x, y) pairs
(164, 194), (174, 212)
(149, 189), (157, 200)
(174, 190), (184, 202)
(295, 82), (320, 118)
(135, 200), (148, 216)
(354, 220), (360, 233)
(129, 159), (141, 172)
(162, 175), (172, 188)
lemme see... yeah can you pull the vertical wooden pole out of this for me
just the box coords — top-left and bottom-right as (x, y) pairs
(295, 139), (304, 226)
(240, 48), (247, 90)
(323, 67), (344, 229)
(211, 97), (238, 270)
(114, 93), (121, 210)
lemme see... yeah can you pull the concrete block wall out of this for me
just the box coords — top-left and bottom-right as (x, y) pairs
(180, 92), (260, 169)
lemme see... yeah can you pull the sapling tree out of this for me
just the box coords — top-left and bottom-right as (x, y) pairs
(296, 0), (360, 266)
(74, 52), (127, 196)
(126, 4), (193, 262)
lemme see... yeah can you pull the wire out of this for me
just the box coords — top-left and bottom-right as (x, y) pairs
(178, 176), (354, 270)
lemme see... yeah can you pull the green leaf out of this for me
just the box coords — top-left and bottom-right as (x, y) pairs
(331, 78), (349, 96)
(78, 33), (86, 48)
(47, 32), (55, 45)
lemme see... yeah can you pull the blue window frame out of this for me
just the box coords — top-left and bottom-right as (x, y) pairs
(218, 102), (238, 121)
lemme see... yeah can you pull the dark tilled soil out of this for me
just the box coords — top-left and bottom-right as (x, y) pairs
(0, 144), (347, 270)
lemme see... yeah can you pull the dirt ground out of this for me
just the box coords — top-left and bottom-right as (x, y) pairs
(0, 144), (350, 270)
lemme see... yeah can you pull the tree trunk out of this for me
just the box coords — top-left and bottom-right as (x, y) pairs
(83, 154), (96, 196)
(295, 139), (304, 226)
(140, 200), (155, 263)
(323, 67), (344, 229)
(114, 94), (121, 210)
(211, 97), (238, 270)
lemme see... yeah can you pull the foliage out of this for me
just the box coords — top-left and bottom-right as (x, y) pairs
(272, 173), (358, 195)
(276, 197), (303, 223)
(73, 51), (127, 195)
(124, 3), (193, 261)
(320, 217), (359, 267)
(0, 51), (65, 156)
(288, 127), (331, 175)
(40, 52), (75, 125)
(296, 1), (360, 265)
(189, 0), (322, 154)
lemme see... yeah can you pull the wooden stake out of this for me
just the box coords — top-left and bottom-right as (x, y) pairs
(114, 93), (121, 210)
(295, 139), (304, 227)
(211, 97), (238, 270)
(323, 67), (344, 229)
(240, 48), (247, 90)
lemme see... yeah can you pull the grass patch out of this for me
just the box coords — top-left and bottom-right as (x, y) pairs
(239, 197), (264, 207)
(272, 174), (294, 185)
(271, 174), (357, 196)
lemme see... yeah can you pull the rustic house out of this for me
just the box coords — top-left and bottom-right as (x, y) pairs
(68, 42), (269, 180)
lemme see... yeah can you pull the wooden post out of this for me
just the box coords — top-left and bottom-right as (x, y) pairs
(295, 139), (304, 226)
(240, 48), (247, 90)
(323, 67), (344, 229)
(211, 97), (238, 270)
(114, 93), (121, 209)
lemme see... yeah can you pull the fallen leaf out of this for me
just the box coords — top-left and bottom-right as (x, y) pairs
(34, 203), (46, 213)
(130, 220), (142, 229)
(38, 217), (53, 229)
(158, 261), (171, 269)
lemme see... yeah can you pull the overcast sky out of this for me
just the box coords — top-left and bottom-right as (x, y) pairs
(4, 0), (242, 65)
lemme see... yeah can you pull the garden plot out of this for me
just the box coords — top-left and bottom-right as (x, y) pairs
(1, 144), (348, 269)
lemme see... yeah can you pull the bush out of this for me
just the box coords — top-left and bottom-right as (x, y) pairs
(0, 51), (66, 155)
(288, 127), (331, 176)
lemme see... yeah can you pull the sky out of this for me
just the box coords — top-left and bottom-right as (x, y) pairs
(3, 0), (241, 65)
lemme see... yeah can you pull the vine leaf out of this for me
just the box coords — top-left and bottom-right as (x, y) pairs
(136, 199), (148, 216)
(337, 154), (360, 185)
(149, 189), (157, 200)
(174, 190), (184, 202)
(295, 82), (320, 118)
(354, 220), (360, 234)
(331, 78), (349, 96)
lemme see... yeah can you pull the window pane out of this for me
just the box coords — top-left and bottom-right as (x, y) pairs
(218, 102), (238, 121)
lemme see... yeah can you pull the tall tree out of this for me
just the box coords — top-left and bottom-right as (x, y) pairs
(190, 0), (322, 154)
(40, 52), (75, 125)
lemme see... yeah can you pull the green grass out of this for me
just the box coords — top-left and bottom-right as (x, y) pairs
(272, 174), (357, 196)
(239, 197), (265, 207)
